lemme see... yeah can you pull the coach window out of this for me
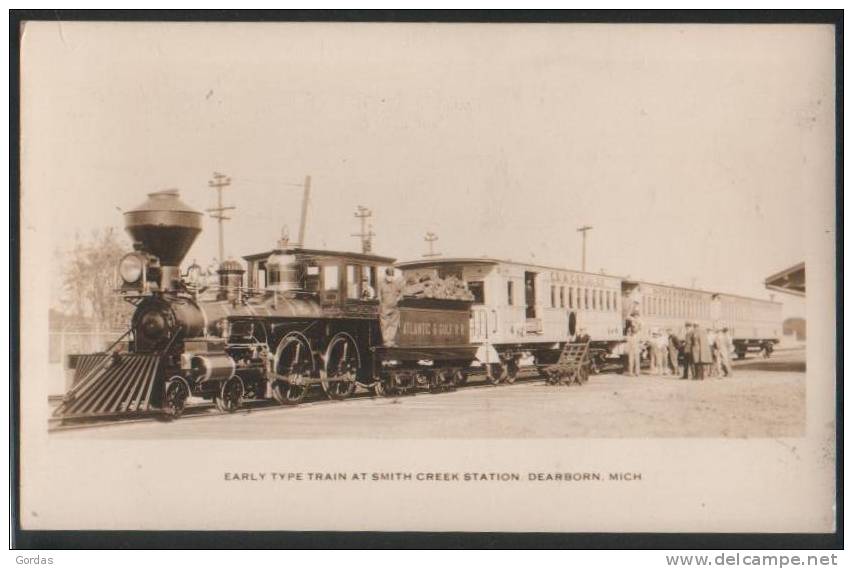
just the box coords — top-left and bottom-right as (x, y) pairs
(507, 280), (514, 306)
(550, 285), (556, 308)
(559, 287), (565, 308)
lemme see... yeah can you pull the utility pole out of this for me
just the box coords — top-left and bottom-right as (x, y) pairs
(207, 172), (235, 263)
(351, 205), (375, 253)
(577, 225), (593, 272)
(296, 175), (311, 248)
(423, 232), (441, 257)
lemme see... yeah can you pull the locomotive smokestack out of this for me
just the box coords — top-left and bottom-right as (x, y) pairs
(124, 189), (203, 290)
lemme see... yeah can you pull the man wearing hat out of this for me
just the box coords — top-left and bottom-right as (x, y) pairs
(624, 310), (643, 377)
(378, 267), (404, 346)
(691, 321), (712, 380)
(680, 322), (694, 379)
(666, 328), (680, 376)
(714, 327), (734, 377)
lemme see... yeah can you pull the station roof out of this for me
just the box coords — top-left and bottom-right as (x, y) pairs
(764, 262), (805, 297)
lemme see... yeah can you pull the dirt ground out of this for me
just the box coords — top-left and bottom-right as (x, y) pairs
(60, 348), (806, 439)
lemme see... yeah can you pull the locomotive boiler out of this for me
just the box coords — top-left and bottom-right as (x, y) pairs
(54, 189), (479, 423)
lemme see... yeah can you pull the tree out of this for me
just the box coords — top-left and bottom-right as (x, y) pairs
(60, 228), (132, 330)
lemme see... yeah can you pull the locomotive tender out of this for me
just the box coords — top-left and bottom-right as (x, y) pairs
(54, 190), (477, 422)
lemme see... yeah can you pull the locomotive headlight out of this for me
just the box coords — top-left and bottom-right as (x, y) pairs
(119, 253), (144, 283)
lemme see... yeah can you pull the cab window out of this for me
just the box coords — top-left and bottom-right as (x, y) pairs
(305, 264), (320, 292)
(322, 265), (339, 293)
(346, 264), (359, 300)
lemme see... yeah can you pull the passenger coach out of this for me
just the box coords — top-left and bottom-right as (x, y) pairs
(396, 258), (625, 380)
(622, 280), (781, 358)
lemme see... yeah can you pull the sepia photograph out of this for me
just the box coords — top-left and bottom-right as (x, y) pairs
(12, 11), (840, 544)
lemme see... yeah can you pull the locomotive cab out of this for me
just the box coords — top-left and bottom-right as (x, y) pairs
(244, 247), (392, 308)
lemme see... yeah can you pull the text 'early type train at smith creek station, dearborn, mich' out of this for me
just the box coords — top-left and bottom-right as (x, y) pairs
(52, 189), (783, 425)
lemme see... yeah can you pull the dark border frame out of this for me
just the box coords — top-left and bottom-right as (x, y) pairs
(9, 9), (843, 550)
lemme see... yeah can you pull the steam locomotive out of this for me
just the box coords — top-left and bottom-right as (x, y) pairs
(54, 190), (478, 422)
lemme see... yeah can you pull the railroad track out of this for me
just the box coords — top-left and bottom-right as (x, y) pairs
(48, 369), (546, 433)
(49, 352), (788, 433)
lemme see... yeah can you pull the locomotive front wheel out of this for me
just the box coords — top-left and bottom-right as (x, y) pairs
(215, 376), (244, 413)
(322, 334), (359, 401)
(272, 381), (306, 405)
(161, 377), (189, 420)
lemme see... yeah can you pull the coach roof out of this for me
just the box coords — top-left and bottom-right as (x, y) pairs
(395, 257), (624, 280)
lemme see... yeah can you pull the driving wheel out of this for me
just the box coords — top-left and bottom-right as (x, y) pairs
(322, 333), (359, 400)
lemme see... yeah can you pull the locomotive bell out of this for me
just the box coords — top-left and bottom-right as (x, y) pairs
(124, 190), (202, 290)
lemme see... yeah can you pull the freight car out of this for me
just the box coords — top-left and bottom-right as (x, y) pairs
(54, 190), (477, 423)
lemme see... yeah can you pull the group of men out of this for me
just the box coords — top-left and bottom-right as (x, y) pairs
(624, 311), (735, 379)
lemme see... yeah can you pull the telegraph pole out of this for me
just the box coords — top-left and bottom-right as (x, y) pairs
(577, 225), (593, 272)
(423, 232), (441, 257)
(351, 205), (375, 253)
(296, 175), (311, 248)
(207, 172), (235, 263)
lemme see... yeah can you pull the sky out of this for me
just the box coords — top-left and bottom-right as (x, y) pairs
(22, 22), (835, 318)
